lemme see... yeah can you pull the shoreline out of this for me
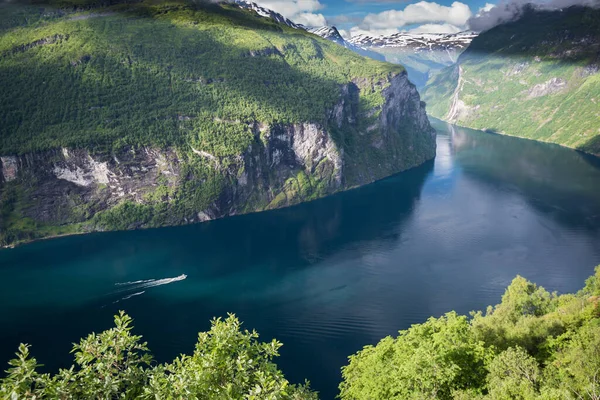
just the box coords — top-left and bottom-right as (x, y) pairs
(429, 116), (600, 159)
(1, 155), (436, 250)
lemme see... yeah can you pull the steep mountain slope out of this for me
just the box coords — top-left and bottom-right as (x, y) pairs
(346, 31), (477, 88)
(310, 26), (347, 46)
(0, 0), (436, 247)
(422, 6), (600, 154)
(309, 26), (386, 61)
(234, 0), (304, 29)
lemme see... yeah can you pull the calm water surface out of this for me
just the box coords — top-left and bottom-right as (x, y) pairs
(2, 120), (600, 399)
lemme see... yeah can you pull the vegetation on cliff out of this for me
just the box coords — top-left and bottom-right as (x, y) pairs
(0, 0), (436, 247)
(2, 266), (599, 399)
(422, 6), (600, 155)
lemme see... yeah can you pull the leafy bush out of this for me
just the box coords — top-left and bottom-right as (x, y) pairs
(340, 266), (600, 399)
(0, 312), (317, 399)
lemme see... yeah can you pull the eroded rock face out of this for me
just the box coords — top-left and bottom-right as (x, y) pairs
(0, 156), (18, 182)
(0, 73), (436, 245)
(269, 122), (343, 186)
(527, 77), (567, 99)
(381, 73), (433, 137)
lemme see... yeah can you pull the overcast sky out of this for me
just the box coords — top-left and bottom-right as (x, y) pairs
(250, 0), (598, 37)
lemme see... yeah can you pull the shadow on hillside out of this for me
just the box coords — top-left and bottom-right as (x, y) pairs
(579, 135), (600, 156)
(459, 6), (600, 65)
(0, 0), (362, 154)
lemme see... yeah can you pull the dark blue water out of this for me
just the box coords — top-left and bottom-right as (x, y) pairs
(2, 120), (600, 399)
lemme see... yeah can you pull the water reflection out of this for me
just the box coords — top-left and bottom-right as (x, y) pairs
(442, 120), (600, 230)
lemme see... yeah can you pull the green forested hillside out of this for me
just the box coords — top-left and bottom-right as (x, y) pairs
(2, 266), (599, 399)
(0, 0), (400, 155)
(0, 0), (436, 247)
(422, 6), (600, 155)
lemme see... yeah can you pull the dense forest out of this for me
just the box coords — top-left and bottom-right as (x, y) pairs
(2, 266), (599, 399)
(0, 0), (401, 155)
(0, 0), (436, 247)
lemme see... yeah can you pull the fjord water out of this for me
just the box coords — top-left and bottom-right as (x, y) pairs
(2, 120), (600, 399)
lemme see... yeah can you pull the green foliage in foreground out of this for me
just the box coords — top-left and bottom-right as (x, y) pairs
(340, 266), (600, 400)
(0, 312), (317, 399)
(3, 267), (598, 399)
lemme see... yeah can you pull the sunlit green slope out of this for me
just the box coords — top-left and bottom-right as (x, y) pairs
(422, 6), (600, 155)
(0, 0), (435, 246)
(0, 0), (403, 154)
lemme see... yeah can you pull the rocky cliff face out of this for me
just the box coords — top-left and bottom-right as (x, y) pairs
(0, 72), (435, 247)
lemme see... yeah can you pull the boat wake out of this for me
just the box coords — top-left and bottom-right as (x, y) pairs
(115, 274), (187, 292)
(106, 274), (187, 305)
(113, 291), (145, 304)
(115, 278), (156, 286)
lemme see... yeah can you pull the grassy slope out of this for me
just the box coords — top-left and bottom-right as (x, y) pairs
(0, 0), (403, 156)
(422, 6), (600, 155)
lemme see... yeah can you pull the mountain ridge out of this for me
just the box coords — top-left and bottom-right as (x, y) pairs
(346, 31), (477, 51)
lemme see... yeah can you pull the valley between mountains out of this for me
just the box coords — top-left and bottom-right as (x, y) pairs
(1, 1), (600, 399)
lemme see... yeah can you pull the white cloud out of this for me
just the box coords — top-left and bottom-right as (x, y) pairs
(359, 1), (473, 30)
(337, 28), (351, 38)
(468, 0), (599, 32)
(477, 3), (496, 14)
(408, 23), (463, 33)
(294, 12), (328, 26)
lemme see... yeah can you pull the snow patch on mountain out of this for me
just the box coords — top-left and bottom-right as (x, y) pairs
(234, 0), (305, 30)
(347, 31), (477, 52)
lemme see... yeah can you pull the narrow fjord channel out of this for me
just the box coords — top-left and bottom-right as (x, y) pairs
(2, 119), (600, 399)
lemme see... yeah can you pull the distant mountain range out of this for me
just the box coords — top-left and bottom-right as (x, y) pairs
(303, 29), (478, 88)
(344, 31), (477, 88)
(234, 0), (476, 87)
(308, 26), (347, 47)
(346, 31), (477, 52)
(308, 26), (387, 61)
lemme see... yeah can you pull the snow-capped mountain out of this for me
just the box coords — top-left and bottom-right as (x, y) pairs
(234, 0), (304, 30)
(308, 26), (347, 46)
(232, 0), (476, 88)
(307, 29), (477, 87)
(308, 26), (386, 61)
(347, 31), (477, 53)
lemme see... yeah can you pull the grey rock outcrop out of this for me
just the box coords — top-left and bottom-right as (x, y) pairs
(0, 156), (18, 183)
